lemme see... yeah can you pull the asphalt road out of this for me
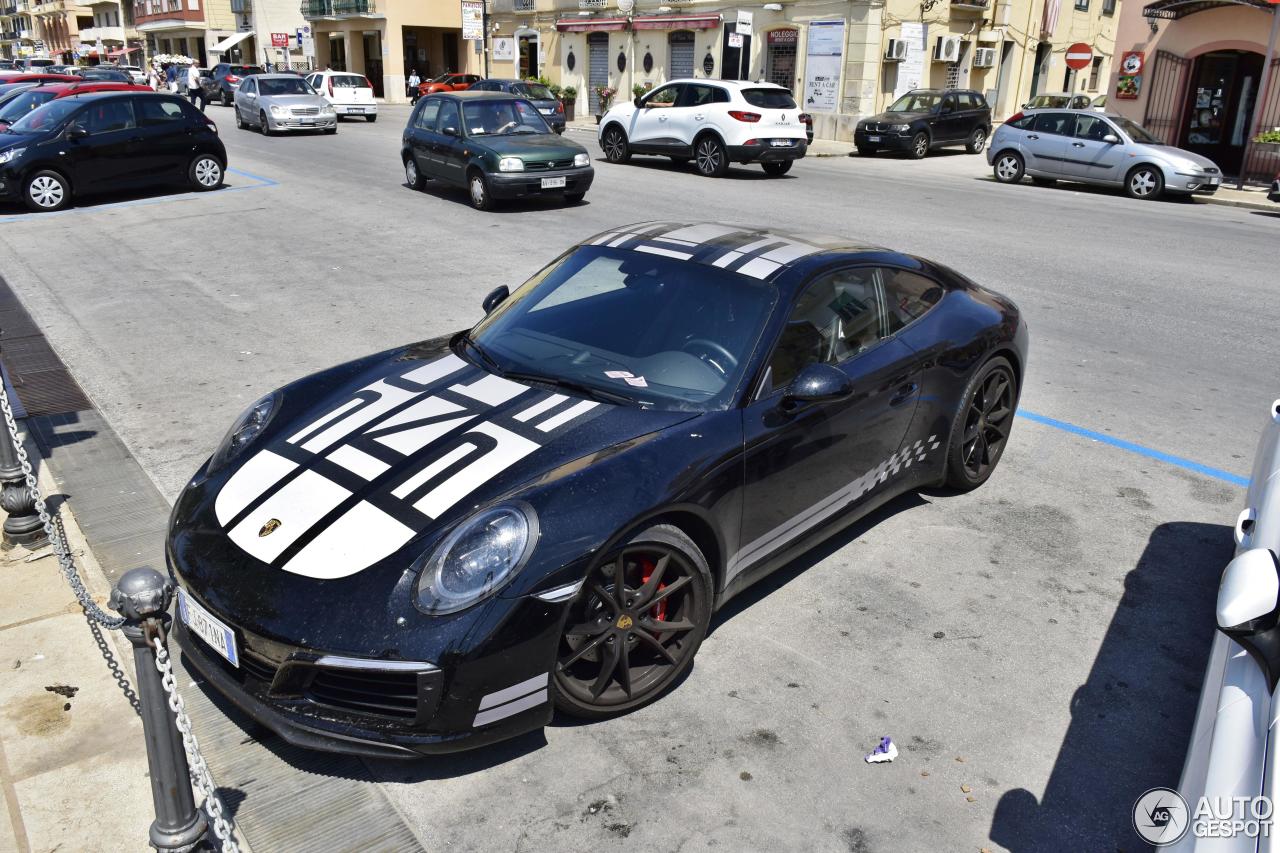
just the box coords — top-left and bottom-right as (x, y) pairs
(0, 103), (1274, 852)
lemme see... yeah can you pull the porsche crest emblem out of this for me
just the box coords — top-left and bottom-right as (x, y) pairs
(259, 518), (282, 537)
(616, 614), (633, 630)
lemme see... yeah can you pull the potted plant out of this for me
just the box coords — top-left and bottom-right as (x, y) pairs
(595, 85), (616, 122)
(1254, 128), (1280, 151)
(631, 82), (652, 99)
(562, 85), (577, 122)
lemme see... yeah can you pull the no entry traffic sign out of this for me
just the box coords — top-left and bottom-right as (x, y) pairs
(1065, 43), (1093, 71)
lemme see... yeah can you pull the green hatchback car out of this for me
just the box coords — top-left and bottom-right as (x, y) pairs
(402, 91), (594, 210)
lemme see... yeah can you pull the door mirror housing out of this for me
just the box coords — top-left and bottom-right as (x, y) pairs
(634, 95), (644, 108)
(481, 285), (509, 315)
(442, 125), (459, 137)
(65, 123), (88, 139)
(1102, 133), (1120, 144)
(1218, 548), (1280, 690)
(782, 362), (854, 409)
(939, 104), (953, 115)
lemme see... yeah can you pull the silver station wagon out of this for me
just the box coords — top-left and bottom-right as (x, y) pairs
(987, 108), (1222, 201)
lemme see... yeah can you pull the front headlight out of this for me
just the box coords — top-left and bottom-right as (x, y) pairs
(573, 152), (590, 167)
(498, 157), (524, 172)
(889, 123), (910, 132)
(207, 392), (278, 474)
(319, 103), (334, 114)
(0, 147), (23, 165)
(414, 504), (538, 615)
(269, 105), (287, 117)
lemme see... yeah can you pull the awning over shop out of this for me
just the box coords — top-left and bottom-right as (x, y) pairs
(1142, 0), (1273, 18)
(555, 17), (629, 32)
(210, 30), (254, 53)
(631, 13), (721, 29)
(107, 47), (139, 57)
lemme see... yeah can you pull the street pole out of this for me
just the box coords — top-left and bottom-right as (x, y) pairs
(0, 334), (46, 549)
(1237, 5), (1279, 190)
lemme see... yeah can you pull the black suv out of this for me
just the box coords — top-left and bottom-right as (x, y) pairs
(202, 63), (264, 107)
(855, 89), (991, 159)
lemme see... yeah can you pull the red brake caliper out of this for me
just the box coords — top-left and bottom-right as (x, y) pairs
(638, 557), (668, 623)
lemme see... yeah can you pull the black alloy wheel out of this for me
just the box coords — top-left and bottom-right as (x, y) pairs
(602, 126), (630, 163)
(945, 357), (1017, 490)
(554, 524), (711, 718)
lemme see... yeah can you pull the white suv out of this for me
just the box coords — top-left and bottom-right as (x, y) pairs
(304, 70), (378, 122)
(597, 79), (809, 177)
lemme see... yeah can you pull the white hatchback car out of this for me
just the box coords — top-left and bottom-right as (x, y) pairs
(304, 70), (377, 122)
(597, 79), (809, 177)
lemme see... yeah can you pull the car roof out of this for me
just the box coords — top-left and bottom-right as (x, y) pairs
(439, 90), (526, 101)
(580, 222), (895, 284)
(251, 73), (309, 80)
(661, 78), (787, 89)
(907, 88), (981, 95)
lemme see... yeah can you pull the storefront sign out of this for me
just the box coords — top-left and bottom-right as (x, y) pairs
(893, 21), (927, 100)
(579, 0), (607, 7)
(767, 29), (797, 45)
(1116, 74), (1140, 99)
(461, 0), (484, 41)
(1120, 50), (1144, 76)
(493, 37), (515, 61)
(802, 20), (843, 113)
(728, 32), (743, 49)
(270, 32), (289, 47)
(736, 10), (753, 36)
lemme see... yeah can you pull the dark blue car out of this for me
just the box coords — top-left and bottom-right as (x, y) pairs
(468, 78), (565, 133)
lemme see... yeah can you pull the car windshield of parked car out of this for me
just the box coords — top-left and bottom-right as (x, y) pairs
(258, 77), (313, 96)
(742, 88), (797, 109)
(427, 73), (452, 83)
(468, 246), (778, 411)
(1113, 117), (1161, 144)
(463, 99), (550, 136)
(5, 98), (79, 133)
(888, 92), (941, 112)
(0, 90), (54, 123)
(517, 83), (554, 100)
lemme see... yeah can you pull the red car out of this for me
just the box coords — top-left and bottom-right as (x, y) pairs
(417, 73), (482, 97)
(0, 73), (81, 85)
(0, 82), (151, 129)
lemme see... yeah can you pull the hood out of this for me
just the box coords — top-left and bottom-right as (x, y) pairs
(168, 337), (696, 633)
(862, 110), (931, 124)
(477, 133), (585, 160)
(260, 94), (326, 107)
(1159, 146), (1221, 172)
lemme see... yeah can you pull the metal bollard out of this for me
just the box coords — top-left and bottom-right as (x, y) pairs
(0, 336), (47, 547)
(110, 568), (209, 853)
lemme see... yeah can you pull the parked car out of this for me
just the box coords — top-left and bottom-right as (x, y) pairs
(0, 82), (40, 101)
(0, 91), (226, 212)
(469, 79), (565, 132)
(0, 81), (151, 130)
(76, 67), (132, 84)
(19, 59), (55, 71)
(1169, 399), (1280, 850)
(1089, 94), (1107, 111)
(203, 63), (264, 107)
(417, 72), (481, 97)
(0, 60), (15, 71)
(234, 74), (336, 135)
(164, 220), (1027, 757)
(598, 79), (809, 177)
(855, 89), (992, 159)
(1022, 92), (1093, 110)
(0, 73), (81, 85)
(1269, 174), (1279, 203)
(403, 91), (592, 209)
(303, 70), (377, 122)
(988, 109), (1222, 200)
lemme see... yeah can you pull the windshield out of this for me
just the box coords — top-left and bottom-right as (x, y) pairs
(742, 88), (797, 109)
(468, 246), (777, 411)
(517, 83), (554, 100)
(1113, 117), (1161, 144)
(428, 73), (452, 83)
(258, 77), (314, 96)
(888, 92), (940, 112)
(7, 98), (79, 133)
(462, 99), (550, 136)
(0, 90), (54, 123)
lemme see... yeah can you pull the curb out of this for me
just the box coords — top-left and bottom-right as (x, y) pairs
(1195, 194), (1277, 213)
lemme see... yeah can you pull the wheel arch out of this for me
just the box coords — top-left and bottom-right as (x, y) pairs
(642, 509), (724, 595)
(692, 127), (726, 150)
(600, 120), (627, 142)
(24, 164), (73, 195)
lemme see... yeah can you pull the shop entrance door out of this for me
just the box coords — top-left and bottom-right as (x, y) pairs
(518, 32), (537, 78)
(588, 32), (608, 114)
(363, 31), (383, 97)
(1179, 50), (1264, 176)
(765, 28), (797, 93)
(669, 31), (694, 79)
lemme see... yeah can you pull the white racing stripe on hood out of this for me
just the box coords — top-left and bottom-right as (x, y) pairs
(412, 422), (538, 519)
(228, 470), (352, 563)
(326, 445), (390, 481)
(281, 501), (415, 579)
(514, 394), (568, 422)
(449, 373), (528, 406)
(214, 450), (297, 525)
(537, 400), (598, 432)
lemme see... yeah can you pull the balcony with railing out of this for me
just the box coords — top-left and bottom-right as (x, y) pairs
(30, 0), (66, 16)
(299, 0), (375, 18)
(78, 24), (124, 41)
(133, 0), (202, 25)
(0, 5), (16, 15)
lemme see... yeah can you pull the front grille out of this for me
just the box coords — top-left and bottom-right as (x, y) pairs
(525, 161), (558, 171)
(291, 106), (319, 116)
(305, 668), (419, 719)
(240, 652), (279, 685)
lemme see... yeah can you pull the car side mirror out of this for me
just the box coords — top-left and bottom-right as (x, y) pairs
(781, 362), (854, 411)
(634, 96), (644, 108)
(443, 126), (458, 137)
(66, 123), (88, 139)
(481, 285), (509, 315)
(1217, 548), (1280, 690)
(1102, 134), (1120, 144)
(939, 105), (953, 115)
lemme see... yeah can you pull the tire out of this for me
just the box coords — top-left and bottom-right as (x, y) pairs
(1030, 176), (1057, 187)
(553, 524), (713, 718)
(762, 160), (792, 176)
(467, 169), (494, 211)
(234, 108), (245, 130)
(1126, 165), (1164, 200)
(944, 356), (1018, 491)
(259, 111), (272, 136)
(966, 126), (987, 154)
(405, 157), (426, 190)
(855, 144), (877, 157)
(601, 125), (630, 164)
(365, 114), (377, 123)
(220, 90), (230, 107)
(188, 154), (223, 191)
(693, 134), (728, 177)
(564, 192), (586, 205)
(23, 169), (69, 212)
(992, 151), (1024, 184)
(908, 131), (929, 160)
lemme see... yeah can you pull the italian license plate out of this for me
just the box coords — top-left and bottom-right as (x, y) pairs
(771, 139), (791, 147)
(541, 176), (566, 189)
(348, 107), (364, 114)
(868, 134), (881, 142)
(301, 118), (316, 124)
(1209, 177), (1220, 185)
(539, 109), (554, 115)
(177, 588), (239, 667)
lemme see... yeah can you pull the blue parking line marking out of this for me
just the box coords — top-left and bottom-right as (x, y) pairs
(1016, 409), (1249, 488)
(0, 165), (276, 222)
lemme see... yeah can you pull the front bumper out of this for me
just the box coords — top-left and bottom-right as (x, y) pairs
(1177, 172), (1222, 194)
(489, 165), (594, 199)
(268, 114), (338, 131)
(855, 128), (912, 150)
(726, 139), (807, 163)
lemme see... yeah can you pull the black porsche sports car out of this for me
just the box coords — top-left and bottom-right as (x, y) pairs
(168, 222), (1029, 757)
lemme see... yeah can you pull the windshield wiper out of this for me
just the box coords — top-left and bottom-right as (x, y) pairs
(501, 371), (635, 406)
(459, 331), (503, 374)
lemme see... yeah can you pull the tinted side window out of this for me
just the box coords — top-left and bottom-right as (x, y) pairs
(882, 270), (944, 335)
(1031, 111), (1071, 135)
(415, 98), (440, 130)
(1072, 114), (1112, 141)
(957, 93), (976, 110)
(136, 97), (185, 125)
(1007, 113), (1034, 129)
(679, 84), (718, 107)
(84, 99), (135, 133)
(741, 88), (797, 109)
(714, 87), (731, 104)
(941, 94), (957, 112)
(437, 100), (460, 132)
(768, 268), (882, 388)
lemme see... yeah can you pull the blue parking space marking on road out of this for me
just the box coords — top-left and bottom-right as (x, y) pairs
(0, 166), (277, 223)
(1017, 409), (1249, 488)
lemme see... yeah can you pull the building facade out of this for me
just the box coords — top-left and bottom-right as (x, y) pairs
(79, 0), (145, 64)
(1107, 0), (1277, 181)
(485, 0), (1120, 140)
(209, 0), (309, 69)
(133, 0), (237, 66)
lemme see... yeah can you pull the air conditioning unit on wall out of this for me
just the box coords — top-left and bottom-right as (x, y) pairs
(884, 38), (908, 61)
(973, 47), (996, 68)
(933, 36), (961, 63)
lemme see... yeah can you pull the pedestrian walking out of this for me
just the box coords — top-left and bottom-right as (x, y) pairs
(165, 63), (177, 93)
(186, 63), (204, 112)
(407, 69), (420, 104)
(148, 66), (160, 90)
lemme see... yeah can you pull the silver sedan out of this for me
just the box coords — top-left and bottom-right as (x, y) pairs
(234, 73), (337, 135)
(987, 109), (1222, 200)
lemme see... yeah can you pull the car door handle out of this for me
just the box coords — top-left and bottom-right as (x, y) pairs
(890, 383), (919, 406)
(1071, 141), (1086, 147)
(1027, 133), (1039, 140)
(693, 113), (704, 121)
